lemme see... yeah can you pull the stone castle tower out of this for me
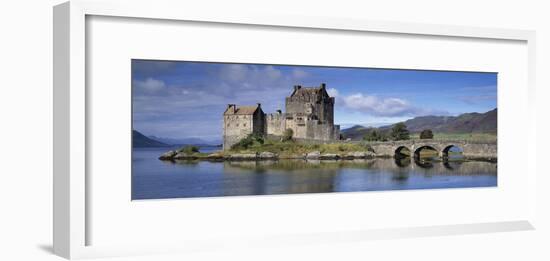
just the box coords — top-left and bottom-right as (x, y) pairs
(223, 83), (340, 150)
(223, 103), (265, 150)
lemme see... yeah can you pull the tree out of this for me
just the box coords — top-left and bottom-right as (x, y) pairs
(179, 145), (200, 154)
(390, 123), (410, 141)
(282, 128), (294, 142)
(419, 129), (434, 139)
(363, 129), (381, 141)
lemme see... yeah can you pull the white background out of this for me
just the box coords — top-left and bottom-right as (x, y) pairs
(1, 0), (549, 260)
(88, 15), (528, 248)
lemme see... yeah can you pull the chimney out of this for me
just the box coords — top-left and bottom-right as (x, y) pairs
(320, 83), (326, 89)
(257, 103), (261, 108)
(276, 109), (282, 114)
(227, 104), (236, 110)
(293, 85), (302, 91)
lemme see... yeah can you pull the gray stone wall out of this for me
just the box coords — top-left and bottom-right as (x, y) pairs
(307, 122), (340, 141)
(462, 143), (497, 159)
(333, 125), (340, 140)
(223, 114), (253, 150)
(266, 111), (285, 136)
(252, 108), (265, 135)
(285, 97), (304, 115)
(366, 140), (497, 159)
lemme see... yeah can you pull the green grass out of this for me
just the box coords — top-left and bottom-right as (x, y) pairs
(230, 139), (372, 157)
(410, 133), (497, 143)
(174, 145), (211, 157)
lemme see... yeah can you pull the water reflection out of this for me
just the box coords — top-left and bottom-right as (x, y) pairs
(132, 148), (498, 200)
(394, 157), (411, 168)
(414, 159), (434, 169)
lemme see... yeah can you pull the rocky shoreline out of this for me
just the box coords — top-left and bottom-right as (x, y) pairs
(158, 150), (378, 161)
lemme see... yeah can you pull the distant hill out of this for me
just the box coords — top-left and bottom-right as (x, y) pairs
(148, 135), (222, 147)
(133, 130), (169, 147)
(341, 108), (497, 140)
(341, 125), (380, 140)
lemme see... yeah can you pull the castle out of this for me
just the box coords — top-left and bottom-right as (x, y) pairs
(223, 83), (340, 150)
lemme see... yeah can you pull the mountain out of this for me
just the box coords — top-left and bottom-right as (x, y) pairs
(148, 135), (222, 146)
(339, 125), (379, 140)
(341, 108), (497, 140)
(341, 125), (388, 140)
(133, 130), (170, 148)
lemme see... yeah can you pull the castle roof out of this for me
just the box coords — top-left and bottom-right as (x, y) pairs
(293, 87), (321, 96)
(224, 104), (261, 115)
(289, 83), (330, 98)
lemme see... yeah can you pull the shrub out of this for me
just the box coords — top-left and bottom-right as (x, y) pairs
(282, 128), (294, 142)
(231, 133), (264, 150)
(419, 129), (434, 139)
(338, 144), (346, 151)
(179, 145), (200, 154)
(231, 136), (253, 150)
(251, 133), (264, 144)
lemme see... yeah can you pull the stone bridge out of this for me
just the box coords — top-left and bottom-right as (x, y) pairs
(365, 140), (497, 160)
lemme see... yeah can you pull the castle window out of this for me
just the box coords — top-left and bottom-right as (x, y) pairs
(236, 123), (239, 127)
(243, 123), (246, 127)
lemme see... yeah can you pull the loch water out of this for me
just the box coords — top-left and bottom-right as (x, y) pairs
(132, 147), (497, 200)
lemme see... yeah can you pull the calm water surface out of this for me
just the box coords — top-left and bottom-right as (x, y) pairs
(132, 147), (497, 200)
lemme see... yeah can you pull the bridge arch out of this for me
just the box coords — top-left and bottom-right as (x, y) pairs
(394, 146), (411, 159)
(442, 144), (464, 158)
(413, 145), (439, 159)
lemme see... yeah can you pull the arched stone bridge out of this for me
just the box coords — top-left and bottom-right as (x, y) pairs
(366, 140), (497, 160)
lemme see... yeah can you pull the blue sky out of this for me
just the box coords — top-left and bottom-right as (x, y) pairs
(132, 60), (497, 141)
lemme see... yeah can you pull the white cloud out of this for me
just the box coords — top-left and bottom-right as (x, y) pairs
(132, 63), (329, 139)
(457, 94), (497, 105)
(327, 88), (339, 97)
(219, 64), (248, 82)
(264, 65), (283, 80)
(330, 88), (446, 117)
(292, 69), (309, 79)
(134, 77), (165, 93)
(343, 93), (415, 117)
(219, 64), (283, 87)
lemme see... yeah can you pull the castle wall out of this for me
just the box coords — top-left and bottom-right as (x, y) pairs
(308, 121), (338, 141)
(333, 125), (340, 140)
(252, 109), (265, 135)
(285, 115), (308, 139)
(285, 97), (305, 115)
(223, 114), (254, 150)
(266, 112), (285, 136)
(325, 97), (335, 125)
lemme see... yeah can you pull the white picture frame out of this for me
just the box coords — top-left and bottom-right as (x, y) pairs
(53, 0), (537, 259)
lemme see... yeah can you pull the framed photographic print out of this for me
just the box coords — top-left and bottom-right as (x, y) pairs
(131, 60), (499, 200)
(54, 0), (537, 259)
